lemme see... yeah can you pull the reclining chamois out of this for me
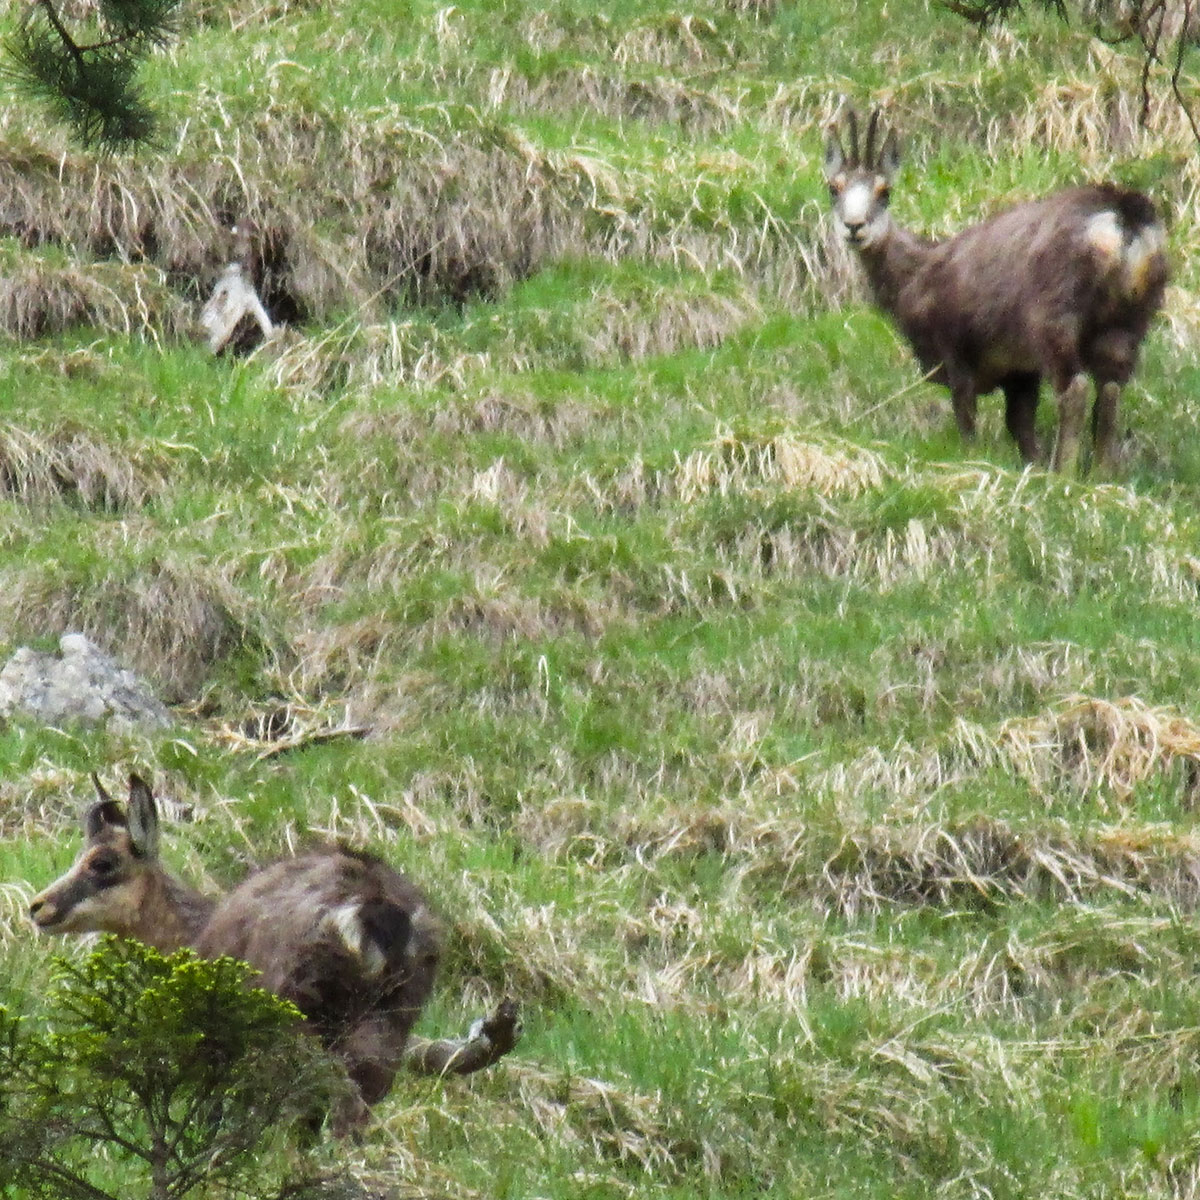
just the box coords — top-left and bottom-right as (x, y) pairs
(823, 107), (1168, 472)
(29, 773), (520, 1131)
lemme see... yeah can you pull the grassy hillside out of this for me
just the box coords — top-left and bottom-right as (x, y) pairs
(3, 1), (1200, 1196)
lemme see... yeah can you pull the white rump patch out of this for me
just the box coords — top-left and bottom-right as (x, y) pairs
(1086, 212), (1165, 296)
(1125, 223), (1166, 294)
(325, 902), (387, 977)
(1086, 212), (1122, 261)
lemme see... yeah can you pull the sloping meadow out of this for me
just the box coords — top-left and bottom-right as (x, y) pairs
(3, 1), (1200, 1198)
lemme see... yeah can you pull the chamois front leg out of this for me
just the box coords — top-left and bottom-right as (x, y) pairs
(943, 360), (979, 443)
(1050, 372), (1089, 474)
(403, 998), (522, 1076)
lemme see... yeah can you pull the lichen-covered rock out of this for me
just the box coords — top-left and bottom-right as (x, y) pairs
(0, 633), (172, 731)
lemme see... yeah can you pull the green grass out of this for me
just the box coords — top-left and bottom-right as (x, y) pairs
(3, 0), (1200, 1197)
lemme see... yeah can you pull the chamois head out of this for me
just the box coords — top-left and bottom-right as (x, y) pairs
(823, 105), (901, 249)
(30, 774), (158, 934)
(29, 774), (206, 951)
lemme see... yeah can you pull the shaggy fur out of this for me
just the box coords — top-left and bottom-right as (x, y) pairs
(825, 108), (1168, 471)
(30, 774), (440, 1126)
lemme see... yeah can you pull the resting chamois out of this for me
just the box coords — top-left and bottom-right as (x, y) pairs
(29, 773), (519, 1131)
(823, 106), (1168, 471)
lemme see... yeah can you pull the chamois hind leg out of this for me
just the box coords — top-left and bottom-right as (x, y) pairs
(1000, 372), (1040, 464)
(1091, 380), (1122, 473)
(403, 998), (522, 1076)
(1050, 372), (1090, 474)
(1086, 328), (1138, 474)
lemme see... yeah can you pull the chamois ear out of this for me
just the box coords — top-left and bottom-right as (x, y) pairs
(84, 797), (126, 841)
(823, 127), (846, 181)
(126, 773), (161, 862)
(878, 129), (901, 183)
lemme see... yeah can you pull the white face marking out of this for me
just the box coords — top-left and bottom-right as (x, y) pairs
(32, 889), (104, 933)
(839, 181), (874, 227)
(832, 175), (892, 248)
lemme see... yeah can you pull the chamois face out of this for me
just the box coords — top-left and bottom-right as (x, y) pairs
(29, 776), (160, 937)
(823, 108), (900, 250)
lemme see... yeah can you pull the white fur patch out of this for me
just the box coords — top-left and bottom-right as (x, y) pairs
(1086, 212), (1123, 262)
(1086, 212), (1165, 297)
(1125, 223), (1166, 295)
(839, 181), (874, 227)
(834, 178), (892, 248)
(325, 902), (387, 977)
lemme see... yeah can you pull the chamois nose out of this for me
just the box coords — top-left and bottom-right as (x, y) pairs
(844, 221), (866, 242)
(29, 896), (45, 921)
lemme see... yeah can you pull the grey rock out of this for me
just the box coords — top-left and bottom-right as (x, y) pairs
(0, 634), (172, 731)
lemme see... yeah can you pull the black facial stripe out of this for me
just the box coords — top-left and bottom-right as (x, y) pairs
(53, 873), (101, 913)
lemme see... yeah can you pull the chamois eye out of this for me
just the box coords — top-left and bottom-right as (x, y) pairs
(90, 855), (119, 877)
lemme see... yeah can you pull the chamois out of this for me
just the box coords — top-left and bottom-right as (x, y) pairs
(29, 773), (520, 1131)
(823, 106), (1168, 471)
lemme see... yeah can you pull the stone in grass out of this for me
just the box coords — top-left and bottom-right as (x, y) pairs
(0, 633), (172, 732)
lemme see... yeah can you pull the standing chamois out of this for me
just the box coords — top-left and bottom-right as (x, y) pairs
(29, 773), (520, 1132)
(823, 106), (1168, 471)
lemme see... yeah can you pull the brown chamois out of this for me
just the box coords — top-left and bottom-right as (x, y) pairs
(29, 773), (520, 1131)
(823, 106), (1168, 472)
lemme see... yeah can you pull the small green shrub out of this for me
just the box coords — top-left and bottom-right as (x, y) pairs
(0, 937), (341, 1200)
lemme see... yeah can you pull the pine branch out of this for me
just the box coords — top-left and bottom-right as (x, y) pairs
(2, 0), (183, 150)
(943, 0), (1200, 147)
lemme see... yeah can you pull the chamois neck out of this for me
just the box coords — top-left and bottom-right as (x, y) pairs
(855, 222), (936, 315)
(131, 871), (217, 953)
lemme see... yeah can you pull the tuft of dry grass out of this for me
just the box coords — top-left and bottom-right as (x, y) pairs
(0, 252), (191, 342)
(817, 815), (1200, 916)
(0, 423), (164, 510)
(485, 64), (745, 134)
(266, 277), (759, 398)
(510, 1060), (702, 1179)
(998, 694), (1200, 806)
(1, 555), (269, 703)
(823, 694), (1200, 813)
(676, 430), (890, 501)
(1012, 42), (1200, 158)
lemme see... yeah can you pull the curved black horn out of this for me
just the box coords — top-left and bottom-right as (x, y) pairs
(865, 109), (881, 168)
(846, 108), (860, 165)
